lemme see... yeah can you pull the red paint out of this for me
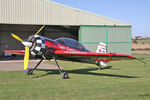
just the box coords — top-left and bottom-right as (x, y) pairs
(45, 41), (60, 50)
(4, 50), (25, 54)
(45, 40), (81, 52)
(98, 44), (106, 47)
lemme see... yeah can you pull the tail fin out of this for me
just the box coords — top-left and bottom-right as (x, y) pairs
(96, 42), (107, 67)
(96, 42), (106, 53)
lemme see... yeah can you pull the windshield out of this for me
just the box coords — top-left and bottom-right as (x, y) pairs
(55, 38), (88, 51)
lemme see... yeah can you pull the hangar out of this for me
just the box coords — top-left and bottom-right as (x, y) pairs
(0, 0), (132, 57)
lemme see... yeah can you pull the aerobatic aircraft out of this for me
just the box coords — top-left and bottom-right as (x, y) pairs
(4, 25), (136, 79)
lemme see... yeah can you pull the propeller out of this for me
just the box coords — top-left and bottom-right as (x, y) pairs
(11, 33), (32, 72)
(11, 25), (45, 72)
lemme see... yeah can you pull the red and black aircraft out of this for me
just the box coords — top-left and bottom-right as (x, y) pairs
(4, 25), (136, 79)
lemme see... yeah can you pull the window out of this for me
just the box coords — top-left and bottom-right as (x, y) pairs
(55, 38), (87, 51)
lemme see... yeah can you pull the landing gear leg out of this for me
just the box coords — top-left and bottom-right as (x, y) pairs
(53, 57), (68, 79)
(98, 65), (102, 70)
(27, 58), (44, 75)
(96, 60), (102, 70)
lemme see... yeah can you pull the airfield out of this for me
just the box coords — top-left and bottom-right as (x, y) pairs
(0, 38), (150, 100)
(0, 60), (59, 71)
(0, 54), (149, 100)
(132, 38), (150, 54)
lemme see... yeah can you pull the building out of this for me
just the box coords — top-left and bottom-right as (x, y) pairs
(0, 0), (132, 57)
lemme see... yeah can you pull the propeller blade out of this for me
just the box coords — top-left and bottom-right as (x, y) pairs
(28, 25), (45, 42)
(35, 25), (45, 35)
(11, 33), (23, 42)
(24, 46), (29, 72)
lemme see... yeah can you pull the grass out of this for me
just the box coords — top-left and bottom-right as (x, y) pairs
(0, 54), (150, 100)
(136, 38), (150, 44)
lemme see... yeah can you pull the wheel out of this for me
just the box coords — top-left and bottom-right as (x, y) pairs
(62, 72), (68, 79)
(98, 67), (102, 70)
(26, 68), (33, 75)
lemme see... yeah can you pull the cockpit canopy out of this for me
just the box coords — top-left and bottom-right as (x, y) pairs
(55, 38), (89, 52)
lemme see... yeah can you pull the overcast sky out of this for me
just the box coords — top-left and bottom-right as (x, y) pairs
(50, 0), (150, 37)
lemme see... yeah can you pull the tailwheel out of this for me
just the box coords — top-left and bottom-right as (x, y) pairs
(62, 72), (69, 79)
(98, 67), (102, 70)
(26, 68), (33, 75)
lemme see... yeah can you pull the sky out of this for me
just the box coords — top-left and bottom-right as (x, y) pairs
(50, 0), (150, 37)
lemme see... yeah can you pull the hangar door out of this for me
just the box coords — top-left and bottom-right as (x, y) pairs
(79, 26), (132, 55)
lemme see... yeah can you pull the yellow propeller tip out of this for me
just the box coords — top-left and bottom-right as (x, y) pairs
(11, 33), (15, 36)
(11, 33), (23, 42)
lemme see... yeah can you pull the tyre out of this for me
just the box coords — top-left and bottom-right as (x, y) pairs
(62, 72), (68, 79)
(26, 68), (33, 75)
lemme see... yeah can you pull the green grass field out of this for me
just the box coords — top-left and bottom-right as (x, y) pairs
(0, 54), (150, 100)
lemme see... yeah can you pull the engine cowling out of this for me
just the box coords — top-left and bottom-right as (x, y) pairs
(28, 35), (46, 58)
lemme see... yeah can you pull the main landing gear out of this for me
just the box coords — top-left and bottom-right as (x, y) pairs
(26, 57), (69, 79)
(53, 57), (69, 79)
(27, 58), (44, 75)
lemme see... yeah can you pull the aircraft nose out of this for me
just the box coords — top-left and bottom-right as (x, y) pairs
(22, 41), (32, 47)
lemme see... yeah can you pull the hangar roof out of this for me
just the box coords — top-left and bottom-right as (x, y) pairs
(0, 0), (131, 26)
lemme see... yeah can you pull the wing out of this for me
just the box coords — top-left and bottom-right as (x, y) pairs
(55, 50), (135, 64)
(4, 50), (25, 55)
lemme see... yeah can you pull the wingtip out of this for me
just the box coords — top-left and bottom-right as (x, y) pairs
(135, 57), (146, 65)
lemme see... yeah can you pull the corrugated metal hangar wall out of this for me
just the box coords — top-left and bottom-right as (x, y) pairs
(0, 0), (130, 26)
(79, 26), (132, 55)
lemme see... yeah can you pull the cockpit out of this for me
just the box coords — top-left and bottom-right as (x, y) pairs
(55, 38), (89, 52)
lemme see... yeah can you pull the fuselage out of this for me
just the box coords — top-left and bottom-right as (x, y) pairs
(28, 35), (89, 59)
